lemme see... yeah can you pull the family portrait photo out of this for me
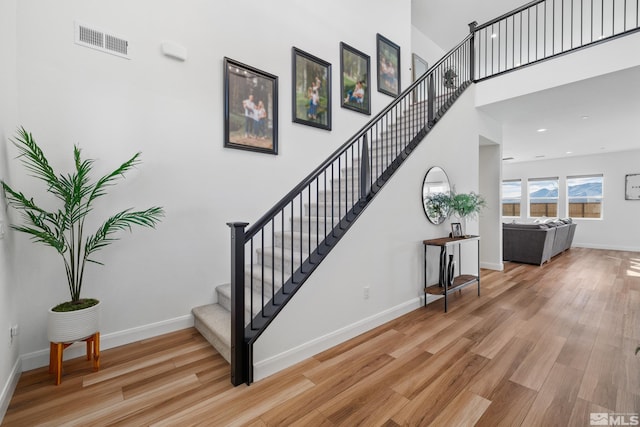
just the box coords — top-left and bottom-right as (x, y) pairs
(340, 42), (371, 115)
(223, 57), (278, 155)
(377, 33), (401, 97)
(292, 48), (331, 130)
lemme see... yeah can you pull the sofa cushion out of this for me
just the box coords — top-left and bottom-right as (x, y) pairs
(503, 223), (548, 230)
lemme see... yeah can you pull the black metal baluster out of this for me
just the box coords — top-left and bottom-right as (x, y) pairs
(521, 11), (524, 63)
(571, 0), (574, 47)
(581, 0), (584, 45)
(544, 1), (547, 57)
(338, 157), (342, 226)
(271, 218), (275, 300)
(562, 0), (565, 50)
(300, 194), (303, 273)
(261, 229), (265, 314)
(331, 164), (334, 235)
(308, 184), (311, 262)
(281, 208), (285, 293)
(528, 8), (532, 62)
(290, 202), (294, 282)
(591, 0), (594, 42)
(323, 170), (327, 242)
(316, 177), (319, 250)
(250, 239), (253, 323)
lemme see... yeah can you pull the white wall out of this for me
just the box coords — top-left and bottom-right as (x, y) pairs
(479, 141), (503, 270)
(411, 26), (446, 71)
(7, 0), (413, 371)
(503, 149), (640, 251)
(0, 0), (20, 420)
(253, 87), (489, 379)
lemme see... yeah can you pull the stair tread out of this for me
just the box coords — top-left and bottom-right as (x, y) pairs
(192, 303), (231, 362)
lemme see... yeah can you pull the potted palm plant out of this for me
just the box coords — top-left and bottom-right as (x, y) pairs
(1, 127), (164, 342)
(449, 191), (486, 237)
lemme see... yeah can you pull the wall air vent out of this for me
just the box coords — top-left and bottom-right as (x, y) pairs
(74, 22), (130, 59)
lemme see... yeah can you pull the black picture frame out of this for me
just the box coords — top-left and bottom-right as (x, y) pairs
(340, 42), (371, 115)
(451, 222), (463, 237)
(223, 57), (278, 155)
(376, 33), (401, 97)
(292, 47), (331, 130)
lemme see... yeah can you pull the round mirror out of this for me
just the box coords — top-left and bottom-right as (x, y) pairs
(422, 166), (451, 225)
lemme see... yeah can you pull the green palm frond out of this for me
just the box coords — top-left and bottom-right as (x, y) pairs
(84, 207), (164, 260)
(1, 127), (164, 303)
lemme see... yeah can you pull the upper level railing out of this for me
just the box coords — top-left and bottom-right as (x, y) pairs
(473, 0), (640, 80)
(228, 34), (474, 385)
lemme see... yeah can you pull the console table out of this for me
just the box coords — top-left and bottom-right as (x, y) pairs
(423, 235), (480, 312)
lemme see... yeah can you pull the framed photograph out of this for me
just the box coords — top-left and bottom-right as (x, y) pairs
(377, 33), (401, 97)
(223, 57), (278, 155)
(292, 47), (331, 130)
(625, 173), (640, 200)
(340, 42), (371, 115)
(451, 222), (463, 238)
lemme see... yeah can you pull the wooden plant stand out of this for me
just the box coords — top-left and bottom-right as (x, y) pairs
(49, 332), (100, 385)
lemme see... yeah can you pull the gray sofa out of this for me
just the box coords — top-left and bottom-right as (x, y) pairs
(503, 219), (576, 265)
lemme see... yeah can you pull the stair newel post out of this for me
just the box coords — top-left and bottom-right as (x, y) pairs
(227, 221), (250, 386)
(469, 21), (477, 82)
(427, 73), (435, 127)
(359, 134), (370, 203)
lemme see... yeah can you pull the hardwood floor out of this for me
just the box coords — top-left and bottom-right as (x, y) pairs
(4, 248), (639, 426)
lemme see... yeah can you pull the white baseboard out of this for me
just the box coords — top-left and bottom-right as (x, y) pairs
(253, 297), (425, 382)
(481, 261), (504, 271)
(573, 243), (640, 252)
(0, 357), (21, 424)
(20, 314), (194, 372)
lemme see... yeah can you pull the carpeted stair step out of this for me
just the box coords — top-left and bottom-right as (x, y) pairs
(192, 303), (231, 363)
(290, 215), (341, 235)
(216, 283), (273, 319)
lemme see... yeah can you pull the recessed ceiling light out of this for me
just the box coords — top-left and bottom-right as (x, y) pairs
(491, 33), (497, 38)
(537, 128), (547, 132)
(565, 151), (573, 154)
(581, 115), (589, 120)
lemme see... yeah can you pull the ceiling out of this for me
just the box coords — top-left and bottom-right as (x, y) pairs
(411, 0), (640, 163)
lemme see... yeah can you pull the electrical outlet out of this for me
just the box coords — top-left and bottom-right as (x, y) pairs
(363, 286), (370, 299)
(10, 325), (18, 337)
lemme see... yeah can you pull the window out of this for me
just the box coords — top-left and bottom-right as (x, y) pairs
(567, 175), (603, 219)
(528, 177), (558, 218)
(502, 180), (521, 217)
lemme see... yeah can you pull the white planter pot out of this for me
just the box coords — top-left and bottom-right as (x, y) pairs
(47, 301), (101, 343)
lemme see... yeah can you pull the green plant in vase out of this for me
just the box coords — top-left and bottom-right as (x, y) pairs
(1, 127), (164, 342)
(449, 191), (486, 237)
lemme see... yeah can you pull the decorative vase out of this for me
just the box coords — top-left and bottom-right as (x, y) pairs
(47, 301), (101, 343)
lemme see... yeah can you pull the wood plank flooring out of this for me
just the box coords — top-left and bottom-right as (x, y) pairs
(4, 247), (639, 426)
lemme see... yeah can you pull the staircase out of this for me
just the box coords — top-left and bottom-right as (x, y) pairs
(194, 0), (640, 386)
(192, 110), (432, 363)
